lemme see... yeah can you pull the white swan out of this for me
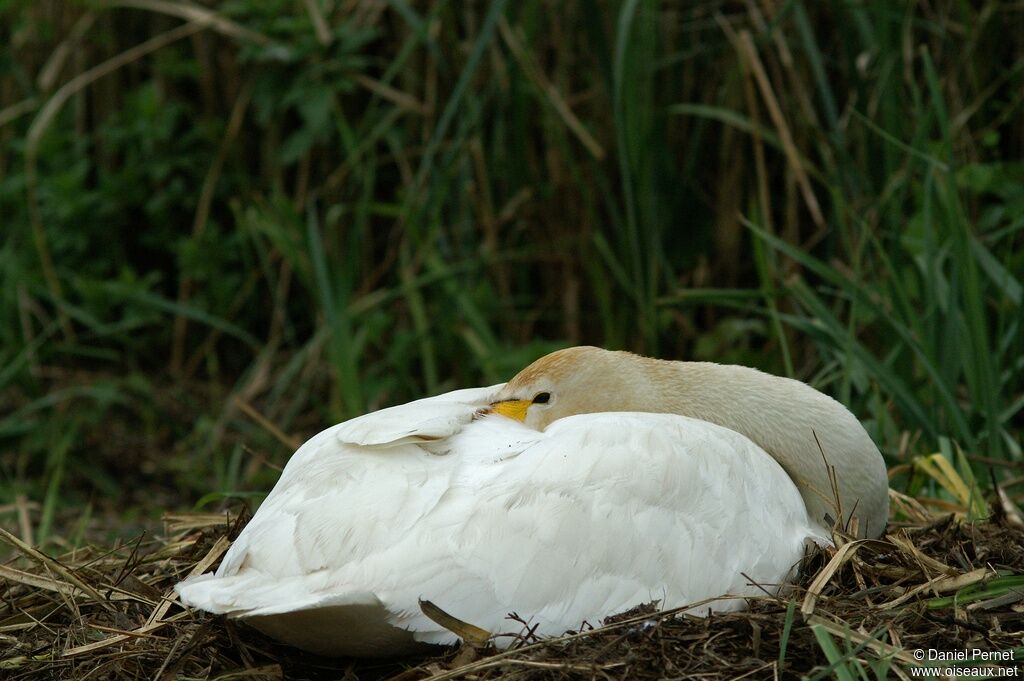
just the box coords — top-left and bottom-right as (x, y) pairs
(176, 346), (888, 657)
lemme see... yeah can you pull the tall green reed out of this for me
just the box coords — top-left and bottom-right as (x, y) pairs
(0, 1), (1020, 530)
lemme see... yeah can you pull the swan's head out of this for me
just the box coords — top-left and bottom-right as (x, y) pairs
(486, 346), (653, 430)
(487, 345), (889, 539)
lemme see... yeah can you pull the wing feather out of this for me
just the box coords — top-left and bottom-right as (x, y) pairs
(332, 384), (503, 447)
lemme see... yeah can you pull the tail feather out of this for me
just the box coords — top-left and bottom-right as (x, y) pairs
(175, 572), (434, 656)
(175, 571), (378, 617)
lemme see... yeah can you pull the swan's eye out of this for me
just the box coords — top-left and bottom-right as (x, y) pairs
(532, 392), (551, 404)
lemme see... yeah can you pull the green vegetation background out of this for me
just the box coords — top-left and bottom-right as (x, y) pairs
(1, 1), (1021, 544)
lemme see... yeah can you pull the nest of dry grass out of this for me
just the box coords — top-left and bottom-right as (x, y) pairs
(2, 494), (1023, 681)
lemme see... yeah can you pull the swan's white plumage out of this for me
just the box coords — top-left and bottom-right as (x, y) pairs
(331, 385), (502, 448)
(177, 390), (827, 656)
(176, 347), (885, 657)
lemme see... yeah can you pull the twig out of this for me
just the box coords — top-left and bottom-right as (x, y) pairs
(235, 399), (301, 450)
(105, 0), (271, 45)
(301, 0), (333, 45)
(734, 29), (825, 231)
(497, 17), (605, 159)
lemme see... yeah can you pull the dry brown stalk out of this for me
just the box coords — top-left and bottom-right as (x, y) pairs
(2, 511), (1022, 679)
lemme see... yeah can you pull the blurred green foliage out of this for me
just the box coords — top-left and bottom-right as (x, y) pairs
(0, 1), (1021, 539)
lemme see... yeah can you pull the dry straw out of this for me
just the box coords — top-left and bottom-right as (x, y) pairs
(2, 494), (1023, 680)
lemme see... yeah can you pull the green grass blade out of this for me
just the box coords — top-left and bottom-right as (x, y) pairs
(777, 599), (796, 669)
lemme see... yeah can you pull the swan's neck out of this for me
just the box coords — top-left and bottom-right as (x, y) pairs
(641, 360), (888, 538)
